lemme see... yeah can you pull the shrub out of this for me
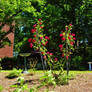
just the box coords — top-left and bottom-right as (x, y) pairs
(6, 68), (22, 78)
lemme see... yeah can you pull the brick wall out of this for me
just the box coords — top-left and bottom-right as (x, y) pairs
(0, 24), (14, 58)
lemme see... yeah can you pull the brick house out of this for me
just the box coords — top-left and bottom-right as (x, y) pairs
(0, 24), (14, 58)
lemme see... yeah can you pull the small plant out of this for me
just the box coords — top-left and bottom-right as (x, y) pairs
(40, 70), (56, 86)
(11, 77), (28, 92)
(7, 68), (22, 78)
(0, 85), (3, 92)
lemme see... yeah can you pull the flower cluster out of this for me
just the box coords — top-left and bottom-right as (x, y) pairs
(59, 24), (76, 60)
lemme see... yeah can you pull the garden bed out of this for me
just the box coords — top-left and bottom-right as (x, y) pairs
(0, 71), (92, 92)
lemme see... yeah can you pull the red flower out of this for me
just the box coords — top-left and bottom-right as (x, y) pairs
(47, 52), (50, 54)
(33, 24), (37, 28)
(43, 55), (46, 59)
(66, 56), (68, 60)
(40, 37), (43, 39)
(54, 58), (58, 61)
(69, 24), (72, 26)
(31, 29), (36, 33)
(42, 43), (45, 46)
(59, 44), (63, 48)
(73, 37), (76, 40)
(30, 43), (33, 48)
(45, 41), (48, 45)
(38, 19), (41, 21)
(40, 26), (44, 29)
(72, 33), (75, 36)
(69, 33), (71, 35)
(49, 53), (53, 56)
(60, 34), (63, 37)
(41, 52), (44, 54)
(39, 22), (42, 25)
(28, 38), (32, 42)
(68, 37), (71, 40)
(62, 53), (64, 57)
(45, 36), (49, 40)
(66, 27), (68, 31)
(34, 35), (36, 37)
(32, 39), (36, 43)
(61, 37), (65, 41)
(70, 42), (74, 45)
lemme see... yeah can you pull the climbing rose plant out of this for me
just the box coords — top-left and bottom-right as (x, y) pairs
(59, 24), (76, 60)
(28, 19), (50, 57)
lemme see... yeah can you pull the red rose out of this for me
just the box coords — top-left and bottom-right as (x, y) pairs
(30, 43), (33, 48)
(73, 37), (76, 40)
(40, 26), (44, 29)
(66, 56), (68, 60)
(40, 37), (43, 39)
(47, 52), (50, 54)
(33, 24), (37, 28)
(72, 33), (75, 36)
(60, 34), (63, 37)
(39, 22), (42, 25)
(45, 41), (48, 45)
(45, 36), (49, 40)
(34, 35), (36, 37)
(28, 38), (32, 42)
(49, 53), (53, 56)
(43, 55), (46, 59)
(61, 37), (65, 41)
(66, 27), (68, 31)
(32, 39), (36, 43)
(62, 53), (64, 57)
(41, 52), (44, 54)
(38, 19), (41, 21)
(68, 37), (71, 40)
(31, 29), (36, 33)
(69, 24), (72, 26)
(59, 44), (63, 48)
(70, 42), (74, 45)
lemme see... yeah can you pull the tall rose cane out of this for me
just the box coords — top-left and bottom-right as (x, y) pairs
(59, 24), (76, 75)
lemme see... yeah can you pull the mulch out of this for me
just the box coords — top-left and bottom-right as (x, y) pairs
(0, 72), (92, 92)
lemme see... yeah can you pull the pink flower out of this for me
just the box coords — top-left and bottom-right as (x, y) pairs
(72, 33), (75, 36)
(40, 37), (43, 39)
(66, 56), (68, 60)
(30, 43), (33, 48)
(43, 55), (46, 59)
(38, 19), (41, 21)
(31, 29), (36, 33)
(33, 24), (37, 28)
(28, 38), (32, 42)
(62, 53), (64, 57)
(45, 36), (49, 40)
(54, 58), (58, 61)
(49, 53), (53, 56)
(32, 39), (36, 43)
(68, 37), (71, 40)
(69, 24), (72, 26)
(61, 37), (65, 41)
(60, 34), (63, 37)
(45, 41), (48, 45)
(73, 37), (76, 40)
(47, 52), (50, 54)
(59, 44), (63, 48)
(34, 35), (36, 37)
(70, 42), (74, 45)
(66, 27), (68, 31)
